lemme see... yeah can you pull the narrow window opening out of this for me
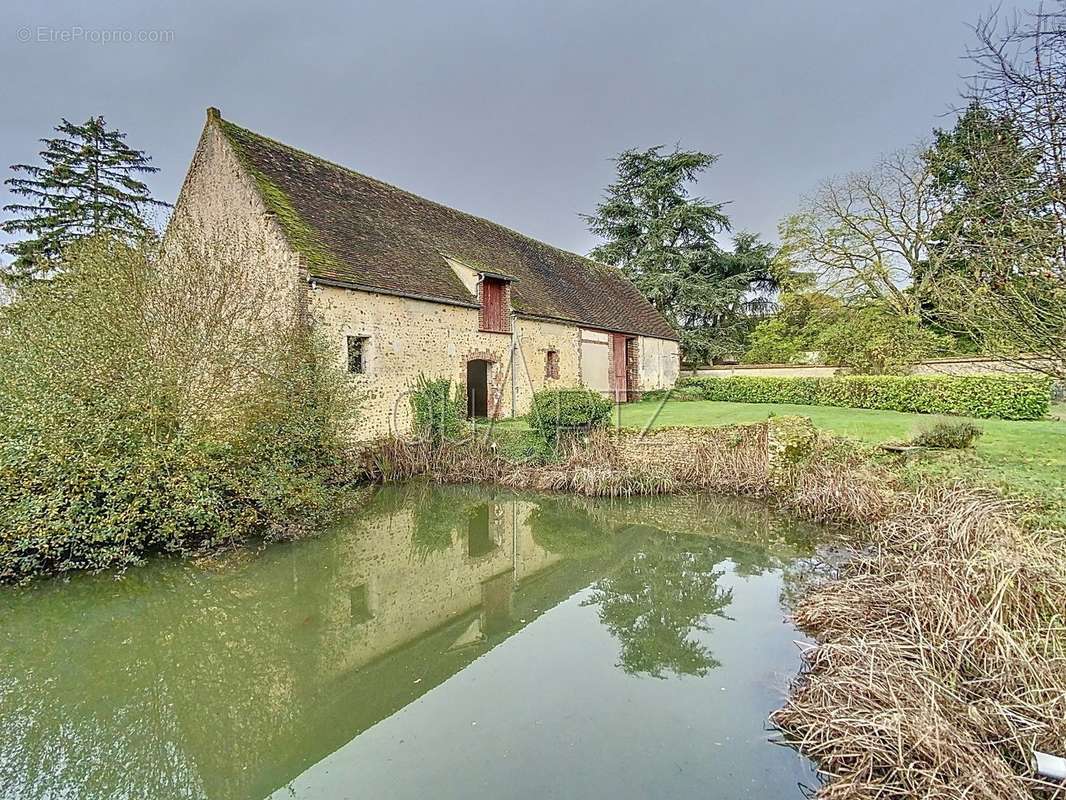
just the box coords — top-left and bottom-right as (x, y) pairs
(346, 335), (368, 374)
(545, 349), (560, 380)
(350, 584), (371, 625)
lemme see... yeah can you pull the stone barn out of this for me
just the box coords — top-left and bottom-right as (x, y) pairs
(171, 108), (679, 438)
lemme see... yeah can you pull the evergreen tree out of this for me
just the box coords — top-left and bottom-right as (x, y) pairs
(584, 146), (774, 364)
(2, 116), (167, 287)
(923, 102), (1048, 285)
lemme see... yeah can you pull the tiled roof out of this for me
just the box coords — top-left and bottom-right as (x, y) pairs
(216, 115), (677, 340)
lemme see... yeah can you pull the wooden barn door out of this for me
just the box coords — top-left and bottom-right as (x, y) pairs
(610, 333), (628, 402)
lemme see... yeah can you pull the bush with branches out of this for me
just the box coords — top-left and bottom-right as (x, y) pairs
(0, 232), (357, 582)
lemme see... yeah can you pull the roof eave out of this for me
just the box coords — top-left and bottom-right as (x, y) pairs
(309, 276), (480, 309)
(514, 310), (679, 341)
(307, 278), (678, 340)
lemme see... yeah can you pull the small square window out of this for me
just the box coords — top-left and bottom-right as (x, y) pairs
(346, 336), (368, 374)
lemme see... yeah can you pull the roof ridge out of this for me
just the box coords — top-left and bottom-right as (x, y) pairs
(209, 111), (677, 340)
(217, 116), (615, 278)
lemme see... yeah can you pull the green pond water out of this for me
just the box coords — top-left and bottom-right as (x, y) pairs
(0, 483), (823, 799)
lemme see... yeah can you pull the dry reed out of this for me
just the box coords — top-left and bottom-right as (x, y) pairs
(358, 424), (773, 498)
(773, 486), (1066, 798)
(358, 422), (1066, 797)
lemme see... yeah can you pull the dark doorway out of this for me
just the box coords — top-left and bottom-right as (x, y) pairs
(467, 504), (496, 558)
(466, 359), (490, 418)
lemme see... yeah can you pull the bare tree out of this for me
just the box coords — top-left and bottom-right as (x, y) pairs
(152, 219), (314, 437)
(780, 147), (959, 317)
(786, 5), (1066, 379)
(968, 2), (1066, 262)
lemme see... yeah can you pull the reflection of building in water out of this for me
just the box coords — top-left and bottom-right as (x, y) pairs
(308, 493), (562, 679)
(0, 485), (818, 800)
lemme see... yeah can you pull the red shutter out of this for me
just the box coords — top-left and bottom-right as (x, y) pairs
(479, 278), (510, 332)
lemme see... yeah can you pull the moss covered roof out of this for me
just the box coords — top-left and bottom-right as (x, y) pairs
(216, 115), (677, 340)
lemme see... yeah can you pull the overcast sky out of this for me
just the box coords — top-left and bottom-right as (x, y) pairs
(2, 0), (1014, 258)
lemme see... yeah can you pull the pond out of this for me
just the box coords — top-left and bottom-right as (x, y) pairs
(0, 484), (823, 799)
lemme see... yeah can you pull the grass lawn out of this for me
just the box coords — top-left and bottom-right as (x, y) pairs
(623, 399), (1066, 524)
(492, 399), (1066, 524)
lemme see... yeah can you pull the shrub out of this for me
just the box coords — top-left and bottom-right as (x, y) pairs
(676, 375), (1051, 420)
(670, 384), (705, 401)
(492, 428), (558, 464)
(813, 307), (955, 374)
(528, 388), (613, 446)
(640, 384), (706, 403)
(0, 235), (357, 583)
(409, 376), (464, 445)
(743, 290), (844, 365)
(909, 421), (983, 449)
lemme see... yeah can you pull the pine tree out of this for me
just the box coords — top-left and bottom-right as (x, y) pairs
(2, 116), (167, 287)
(584, 146), (775, 364)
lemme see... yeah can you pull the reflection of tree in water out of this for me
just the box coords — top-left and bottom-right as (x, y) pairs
(388, 483), (501, 562)
(584, 534), (734, 679)
(410, 492), (463, 560)
(528, 498), (612, 558)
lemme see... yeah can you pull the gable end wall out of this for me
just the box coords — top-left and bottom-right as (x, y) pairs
(167, 117), (305, 324)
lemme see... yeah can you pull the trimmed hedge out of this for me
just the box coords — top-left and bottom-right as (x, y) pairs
(674, 375), (1052, 420)
(529, 388), (613, 443)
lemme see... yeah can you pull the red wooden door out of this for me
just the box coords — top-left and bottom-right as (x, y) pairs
(610, 333), (628, 401)
(479, 278), (509, 332)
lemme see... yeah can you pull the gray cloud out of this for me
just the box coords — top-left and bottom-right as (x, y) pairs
(1, 0), (1009, 256)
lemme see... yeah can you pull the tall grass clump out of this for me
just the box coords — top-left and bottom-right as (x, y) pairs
(909, 419), (983, 449)
(409, 376), (465, 445)
(0, 232), (357, 582)
(773, 487), (1066, 799)
(359, 423), (775, 499)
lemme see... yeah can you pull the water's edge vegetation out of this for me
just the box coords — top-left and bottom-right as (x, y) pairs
(358, 420), (1066, 799)
(1, 243), (1063, 798)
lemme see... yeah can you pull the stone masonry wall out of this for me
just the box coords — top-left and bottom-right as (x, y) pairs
(512, 316), (581, 409)
(309, 287), (586, 439)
